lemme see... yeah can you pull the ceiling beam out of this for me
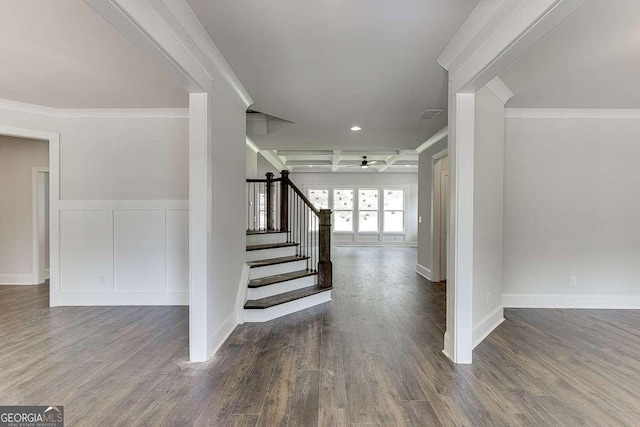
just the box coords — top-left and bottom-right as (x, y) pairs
(332, 150), (342, 172)
(377, 150), (414, 172)
(415, 126), (448, 153)
(246, 136), (287, 172)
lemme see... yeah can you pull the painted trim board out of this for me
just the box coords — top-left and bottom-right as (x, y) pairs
(473, 305), (504, 349)
(0, 275), (37, 285)
(503, 294), (640, 309)
(416, 263), (437, 282)
(505, 108), (640, 119)
(209, 311), (239, 359)
(58, 291), (188, 306)
(0, 98), (188, 119)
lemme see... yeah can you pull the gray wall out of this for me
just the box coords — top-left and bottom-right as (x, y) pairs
(503, 116), (640, 305)
(0, 136), (49, 277)
(472, 86), (505, 326)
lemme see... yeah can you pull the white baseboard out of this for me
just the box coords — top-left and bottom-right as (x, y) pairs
(0, 274), (36, 285)
(503, 293), (640, 309)
(235, 264), (250, 325)
(57, 291), (188, 306)
(209, 311), (238, 359)
(416, 263), (437, 282)
(45, 268), (50, 280)
(442, 332), (453, 360)
(473, 305), (504, 349)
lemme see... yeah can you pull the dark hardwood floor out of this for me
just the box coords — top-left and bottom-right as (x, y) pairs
(1, 247), (639, 426)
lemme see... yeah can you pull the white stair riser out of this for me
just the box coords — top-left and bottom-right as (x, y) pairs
(247, 275), (316, 300)
(246, 246), (298, 262)
(243, 291), (331, 322)
(246, 233), (288, 246)
(249, 260), (308, 280)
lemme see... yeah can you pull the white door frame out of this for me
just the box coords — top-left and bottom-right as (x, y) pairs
(431, 149), (448, 282)
(0, 125), (59, 305)
(32, 167), (50, 284)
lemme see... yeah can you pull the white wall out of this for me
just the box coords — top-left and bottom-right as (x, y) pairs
(417, 138), (448, 274)
(503, 116), (640, 308)
(0, 107), (189, 305)
(246, 145), (258, 178)
(208, 82), (248, 354)
(472, 86), (505, 345)
(0, 135), (49, 284)
(290, 172), (418, 245)
(257, 152), (279, 177)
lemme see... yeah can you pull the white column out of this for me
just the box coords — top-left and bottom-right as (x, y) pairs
(189, 92), (213, 362)
(445, 92), (475, 364)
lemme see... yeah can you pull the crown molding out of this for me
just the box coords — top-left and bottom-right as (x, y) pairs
(485, 77), (514, 105)
(415, 126), (448, 153)
(0, 98), (188, 119)
(505, 108), (640, 119)
(439, 0), (588, 94)
(85, 0), (253, 109)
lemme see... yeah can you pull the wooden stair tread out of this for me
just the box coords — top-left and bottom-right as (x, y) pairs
(246, 230), (288, 235)
(248, 270), (317, 288)
(247, 255), (309, 268)
(244, 286), (332, 309)
(246, 242), (298, 251)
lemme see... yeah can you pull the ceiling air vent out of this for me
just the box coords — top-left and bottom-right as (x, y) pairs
(417, 108), (443, 120)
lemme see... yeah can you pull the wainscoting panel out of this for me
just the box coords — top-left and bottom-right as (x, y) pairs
(166, 209), (189, 292)
(57, 200), (188, 306)
(60, 210), (113, 292)
(114, 210), (165, 292)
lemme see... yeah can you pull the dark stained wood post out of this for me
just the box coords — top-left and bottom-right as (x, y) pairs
(265, 172), (274, 230)
(280, 170), (289, 232)
(318, 209), (332, 289)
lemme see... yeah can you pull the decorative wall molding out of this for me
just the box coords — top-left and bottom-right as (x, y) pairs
(505, 108), (640, 119)
(0, 98), (188, 119)
(439, 0), (588, 93)
(473, 305), (504, 348)
(503, 293), (640, 309)
(485, 77), (514, 105)
(58, 199), (188, 211)
(0, 275), (37, 285)
(59, 291), (188, 306)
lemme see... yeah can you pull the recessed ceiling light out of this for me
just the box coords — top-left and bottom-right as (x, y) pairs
(308, 165), (313, 168)
(405, 165), (411, 168)
(361, 165), (368, 169)
(350, 126), (362, 131)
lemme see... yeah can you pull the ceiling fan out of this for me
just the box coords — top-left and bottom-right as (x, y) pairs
(346, 156), (379, 169)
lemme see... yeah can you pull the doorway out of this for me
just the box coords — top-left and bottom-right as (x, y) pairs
(431, 151), (449, 282)
(0, 126), (58, 307)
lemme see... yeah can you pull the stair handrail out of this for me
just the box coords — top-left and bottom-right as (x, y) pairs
(279, 170), (332, 289)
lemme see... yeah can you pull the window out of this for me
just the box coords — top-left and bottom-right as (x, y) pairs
(358, 189), (379, 232)
(307, 189), (329, 231)
(383, 189), (404, 232)
(308, 189), (329, 210)
(333, 189), (354, 232)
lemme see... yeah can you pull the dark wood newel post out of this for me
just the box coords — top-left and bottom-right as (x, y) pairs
(280, 170), (289, 232)
(265, 172), (274, 230)
(318, 209), (333, 289)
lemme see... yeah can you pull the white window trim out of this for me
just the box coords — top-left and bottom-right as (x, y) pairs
(304, 184), (411, 244)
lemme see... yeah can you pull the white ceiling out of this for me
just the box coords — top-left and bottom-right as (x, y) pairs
(187, 0), (479, 150)
(0, 0), (187, 108)
(501, 0), (640, 109)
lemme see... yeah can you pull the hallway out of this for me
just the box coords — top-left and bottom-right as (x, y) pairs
(1, 247), (639, 425)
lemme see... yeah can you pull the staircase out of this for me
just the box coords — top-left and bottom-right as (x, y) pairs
(242, 171), (332, 322)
